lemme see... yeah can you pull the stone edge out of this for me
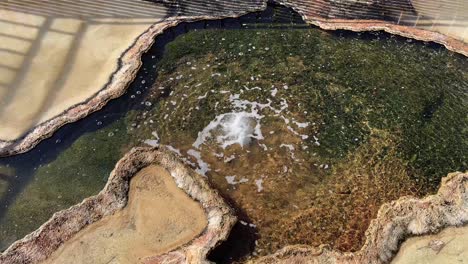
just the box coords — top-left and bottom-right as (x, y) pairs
(279, 0), (468, 56)
(0, 146), (237, 264)
(252, 171), (468, 264)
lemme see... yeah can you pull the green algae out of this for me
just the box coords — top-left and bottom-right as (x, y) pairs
(148, 27), (467, 181)
(0, 166), (14, 199)
(0, 121), (130, 250)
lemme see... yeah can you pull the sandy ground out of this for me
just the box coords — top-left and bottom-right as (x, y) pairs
(41, 165), (207, 264)
(410, 0), (468, 42)
(392, 225), (468, 264)
(0, 0), (168, 141)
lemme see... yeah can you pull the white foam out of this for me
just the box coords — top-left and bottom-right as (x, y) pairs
(280, 144), (296, 159)
(294, 121), (309, 128)
(244, 85), (262, 91)
(144, 139), (159, 147)
(255, 178), (264, 192)
(280, 144), (295, 151)
(187, 149), (210, 176)
(225, 175), (248, 185)
(217, 112), (262, 149)
(271, 87), (278, 97)
(225, 175), (237, 185)
(165, 145), (196, 167)
(287, 126), (309, 140)
(313, 135), (321, 146)
(224, 154), (236, 163)
(166, 145), (182, 155)
(143, 131), (160, 147)
(193, 93), (268, 150)
(197, 92), (208, 99)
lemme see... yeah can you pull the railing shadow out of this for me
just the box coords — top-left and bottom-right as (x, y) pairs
(0, 0), (172, 142)
(2, 0), (466, 144)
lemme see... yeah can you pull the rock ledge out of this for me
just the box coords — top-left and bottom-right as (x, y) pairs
(253, 171), (468, 264)
(0, 147), (237, 264)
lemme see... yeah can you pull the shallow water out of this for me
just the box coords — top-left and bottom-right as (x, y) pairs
(0, 3), (467, 262)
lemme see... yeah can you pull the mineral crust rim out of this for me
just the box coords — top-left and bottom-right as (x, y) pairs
(0, 146), (237, 263)
(278, 0), (468, 57)
(252, 171), (468, 264)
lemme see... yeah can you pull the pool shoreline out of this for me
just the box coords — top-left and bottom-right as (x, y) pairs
(253, 170), (468, 263)
(0, 147), (237, 264)
(1, 146), (466, 263)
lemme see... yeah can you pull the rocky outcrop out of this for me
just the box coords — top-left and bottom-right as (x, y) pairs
(0, 147), (237, 264)
(252, 171), (468, 264)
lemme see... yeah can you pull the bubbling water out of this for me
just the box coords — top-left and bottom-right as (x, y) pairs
(193, 93), (267, 150)
(192, 111), (263, 151)
(219, 112), (262, 148)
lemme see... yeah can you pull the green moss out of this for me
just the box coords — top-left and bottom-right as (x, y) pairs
(149, 27), (467, 182)
(0, 120), (131, 250)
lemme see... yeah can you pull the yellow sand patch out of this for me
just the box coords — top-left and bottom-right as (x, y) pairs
(411, 0), (468, 42)
(41, 165), (208, 264)
(392, 225), (468, 264)
(0, 0), (168, 140)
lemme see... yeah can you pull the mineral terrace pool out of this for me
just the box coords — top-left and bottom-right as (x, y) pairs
(0, 3), (467, 263)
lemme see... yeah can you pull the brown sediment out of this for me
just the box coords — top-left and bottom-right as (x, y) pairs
(273, 131), (425, 253)
(251, 171), (468, 264)
(0, 147), (237, 264)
